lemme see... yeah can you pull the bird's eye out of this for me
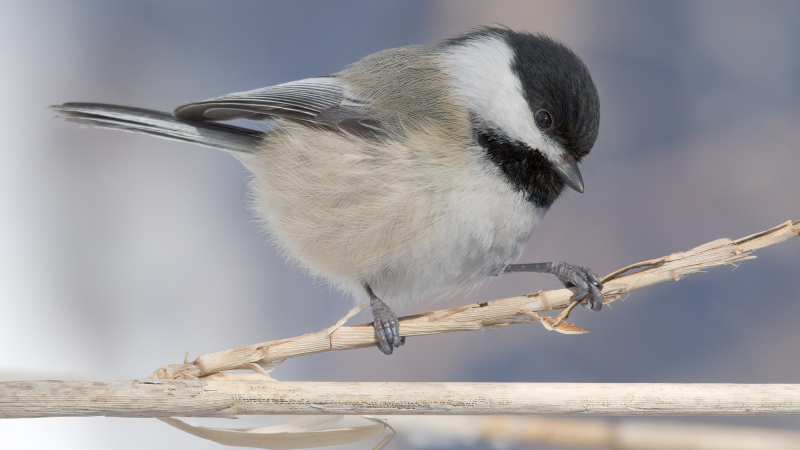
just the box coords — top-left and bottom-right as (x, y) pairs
(535, 109), (553, 130)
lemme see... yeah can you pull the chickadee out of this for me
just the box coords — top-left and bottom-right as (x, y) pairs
(52, 27), (603, 355)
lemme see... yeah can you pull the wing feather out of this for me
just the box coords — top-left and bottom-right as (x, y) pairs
(173, 77), (385, 138)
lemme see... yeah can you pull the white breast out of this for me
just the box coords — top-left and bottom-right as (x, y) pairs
(243, 121), (541, 306)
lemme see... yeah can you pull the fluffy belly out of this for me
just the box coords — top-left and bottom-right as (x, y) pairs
(244, 123), (541, 306)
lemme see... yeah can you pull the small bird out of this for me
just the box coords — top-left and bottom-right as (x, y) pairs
(52, 27), (603, 355)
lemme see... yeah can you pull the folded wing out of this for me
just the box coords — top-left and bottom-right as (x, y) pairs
(173, 77), (385, 139)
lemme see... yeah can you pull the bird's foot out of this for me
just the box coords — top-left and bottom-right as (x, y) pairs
(550, 262), (604, 311)
(365, 286), (405, 355)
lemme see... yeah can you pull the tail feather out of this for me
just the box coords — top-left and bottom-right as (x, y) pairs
(50, 103), (265, 155)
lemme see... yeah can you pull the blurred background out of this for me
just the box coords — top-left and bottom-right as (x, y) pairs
(1, 1), (799, 449)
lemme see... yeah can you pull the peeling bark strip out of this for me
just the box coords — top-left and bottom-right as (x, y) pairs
(150, 220), (799, 380)
(4, 381), (800, 418)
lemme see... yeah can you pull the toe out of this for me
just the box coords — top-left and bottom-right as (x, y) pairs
(373, 322), (394, 355)
(368, 294), (403, 354)
(566, 269), (591, 302)
(556, 262), (604, 312)
(570, 289), (589, 302)
(582, 267), (603, 289)
(380, 316), (398, 347)
(377, 333), (394, 355)
(390, 320), (403, 347)
(376, 340), (393, 355)
(567, 266), (591, 289)
(585, 281), (603, 311)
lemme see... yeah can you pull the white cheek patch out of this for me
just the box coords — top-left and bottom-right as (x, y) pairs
(441, 36), (564, 163)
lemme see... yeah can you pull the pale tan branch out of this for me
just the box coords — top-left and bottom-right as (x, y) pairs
(4, 380), (800, 418)
(150, 220), (799, 380)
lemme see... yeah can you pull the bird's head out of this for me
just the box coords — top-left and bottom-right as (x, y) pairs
(443, 28), (600, 206)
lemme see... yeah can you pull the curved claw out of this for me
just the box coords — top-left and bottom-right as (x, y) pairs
(552, 262), (604, 312)
(585, 279), (603, 311)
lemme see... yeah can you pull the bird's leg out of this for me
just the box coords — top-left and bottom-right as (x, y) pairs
(502, 262), (604, 312)
(364, 284), (405, 355)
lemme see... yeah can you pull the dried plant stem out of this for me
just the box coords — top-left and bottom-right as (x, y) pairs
(150, 220), (799, 381)
(4, 380), (800, 418)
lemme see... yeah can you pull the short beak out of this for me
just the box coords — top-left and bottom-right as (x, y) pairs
(553, 159), (584, 193)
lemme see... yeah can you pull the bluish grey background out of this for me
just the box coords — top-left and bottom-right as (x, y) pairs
(1, 1), (799, 449)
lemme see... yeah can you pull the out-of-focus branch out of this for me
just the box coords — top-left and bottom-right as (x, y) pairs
(391, 416), (800, 450)
(150, 220), (799, 380)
